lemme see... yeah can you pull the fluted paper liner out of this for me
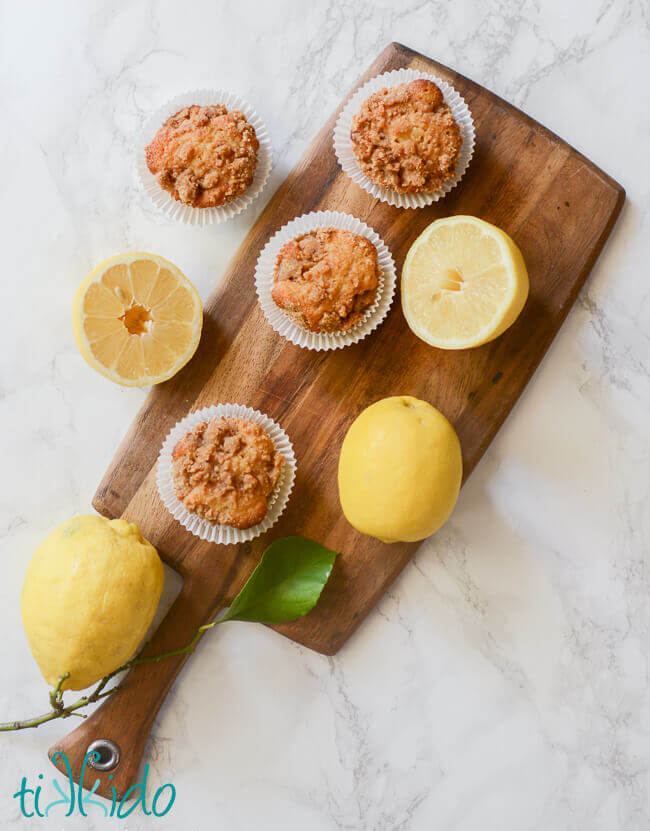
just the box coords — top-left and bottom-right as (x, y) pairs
(333, 69), (475, 208)
(156, 404), (296, 544)
(137, 88), (273, 226)
(255, 210), (396, 350)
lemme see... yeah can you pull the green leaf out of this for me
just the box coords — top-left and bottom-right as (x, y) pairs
(220, 537), (338, 624)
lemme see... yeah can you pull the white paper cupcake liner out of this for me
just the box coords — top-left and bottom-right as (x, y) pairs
(156, 404), (296, 544)
(333, 69), (475, 209)
(255, 210), (396, 351)
(136, 88), (273, 227)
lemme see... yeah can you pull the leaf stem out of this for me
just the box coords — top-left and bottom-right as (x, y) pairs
(0, 617), (222, 732)
(1, 536), (337, 733)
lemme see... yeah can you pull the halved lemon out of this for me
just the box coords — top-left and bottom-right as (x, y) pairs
(73, 252), (203, 386)
(402, 216), (529, 349)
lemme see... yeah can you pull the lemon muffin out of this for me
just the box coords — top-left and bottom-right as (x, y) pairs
(271, 227), (379, 333)
(350, 79), (461, 194)
(146, 105), (259, 208)
(171, 417), (283, 528)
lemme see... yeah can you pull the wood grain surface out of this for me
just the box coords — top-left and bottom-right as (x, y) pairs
(49, 42), (625, 799)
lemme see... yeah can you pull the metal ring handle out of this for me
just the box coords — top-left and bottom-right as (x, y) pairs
(86, 739), (121, 771)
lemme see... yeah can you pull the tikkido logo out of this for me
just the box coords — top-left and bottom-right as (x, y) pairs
(13, 750), (176, 819)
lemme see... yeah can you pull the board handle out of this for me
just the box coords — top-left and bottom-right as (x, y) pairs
(48, 576), (217, 801)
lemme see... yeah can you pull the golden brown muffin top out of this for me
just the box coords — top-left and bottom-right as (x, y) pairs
(146, 105), (259, 209)
(350, 79), (462, 194)
(271, 228), (379, 333)
(171, 417), (283, 529)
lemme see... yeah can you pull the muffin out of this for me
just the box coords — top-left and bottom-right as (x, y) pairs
(350, 79), (461, 194)
(145, 105), (259, 208)
(171, 416), (284, 529)
(271, 227), (379, 333)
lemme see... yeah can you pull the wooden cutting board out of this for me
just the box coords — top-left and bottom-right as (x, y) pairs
(50, 43), (624, 798)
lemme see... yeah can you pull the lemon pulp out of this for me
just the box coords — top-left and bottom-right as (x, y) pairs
(72, 252), (203, 386)
(402, 216), (529, 349)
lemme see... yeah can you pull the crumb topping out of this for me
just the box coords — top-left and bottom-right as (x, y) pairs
(271, 227), (379, 333)
(171, 417), (283, 528)
(351, 79), (462, 194)
(146, 105), (258, 208)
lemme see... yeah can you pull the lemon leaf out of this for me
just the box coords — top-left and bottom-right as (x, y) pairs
(220, 537), (337, 624)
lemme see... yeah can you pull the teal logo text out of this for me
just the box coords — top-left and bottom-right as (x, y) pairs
(13, 751), (176, 819)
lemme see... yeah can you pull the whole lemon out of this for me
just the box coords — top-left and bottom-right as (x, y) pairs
(21, 515), (165, 690)
(338, 396), (462, 543)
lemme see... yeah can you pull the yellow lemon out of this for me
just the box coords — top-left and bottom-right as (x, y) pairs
(402, 215), (529, 349)
(72, 252), (203, 386)
(21, 515), (165, 690)
(338, 396), (462, 543)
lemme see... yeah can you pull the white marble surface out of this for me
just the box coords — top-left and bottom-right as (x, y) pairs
(1, 0), (648, 828)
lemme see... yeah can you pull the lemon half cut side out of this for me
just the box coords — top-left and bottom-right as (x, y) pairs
(73, 252), (203, 386)
(401, 216), (529, 350)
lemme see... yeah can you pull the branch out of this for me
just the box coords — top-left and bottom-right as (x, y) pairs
(0, 618), (219, 732)
(1, 535), (337, 732)
(0, 687), (117, 732)
(49, 673), (69, 713)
